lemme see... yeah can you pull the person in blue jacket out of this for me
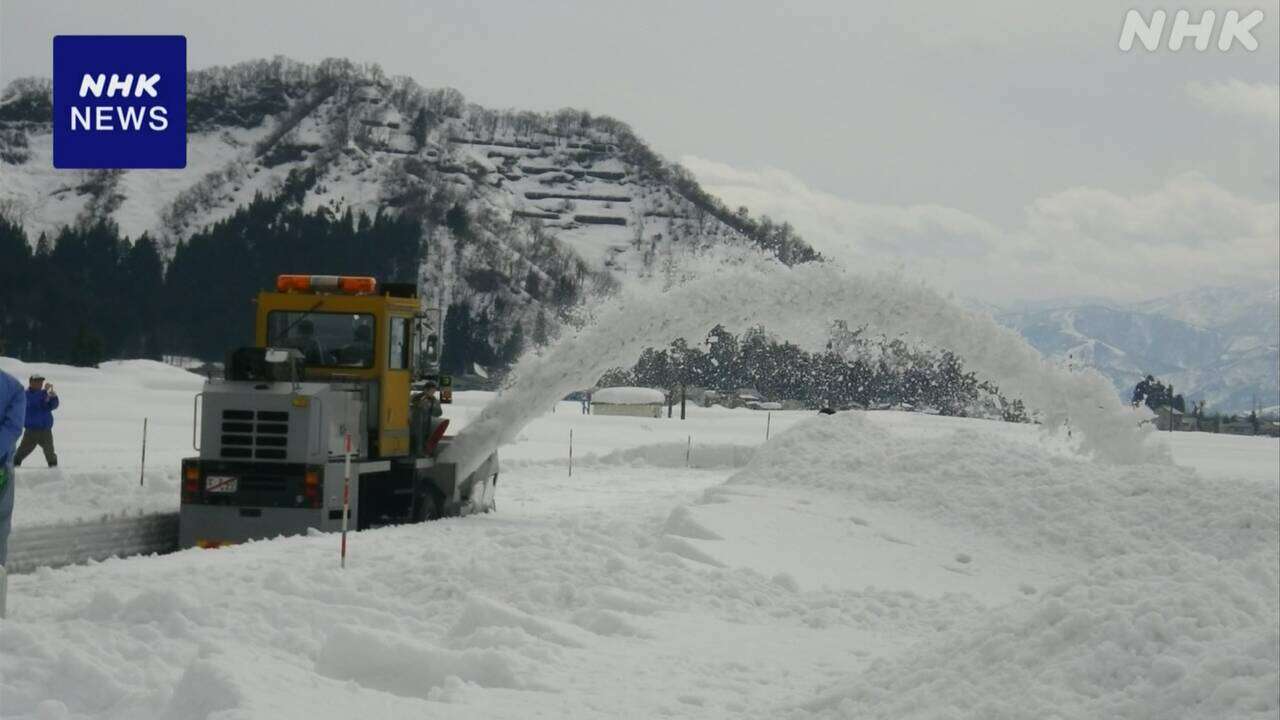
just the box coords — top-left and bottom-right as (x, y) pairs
(1, 368), (25, 569)
(15, 373), (58, 467)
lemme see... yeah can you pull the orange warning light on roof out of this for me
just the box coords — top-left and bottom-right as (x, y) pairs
(276, 275), (378, 295)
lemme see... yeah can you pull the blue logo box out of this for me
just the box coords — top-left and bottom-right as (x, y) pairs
(53, 35), (186, 169)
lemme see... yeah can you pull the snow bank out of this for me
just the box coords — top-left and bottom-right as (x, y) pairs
(446, 261), (1163, 482)
(587, 442), (756, 470)
(12, 468), (180, 529)
(591, 386), (665, 405)
(0, 357), (204, 529)
(317, 624), (524, 696)
(1, 396), (1272, 717)
(0, 357), (206, 394)
(799, 556), (1279, 719)
(733, 413), (1279, 718)
(735, 413), (1274, 562)
(0, 474), (876, 718)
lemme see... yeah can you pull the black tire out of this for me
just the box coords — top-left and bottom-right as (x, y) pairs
(414, 479), (447, 522)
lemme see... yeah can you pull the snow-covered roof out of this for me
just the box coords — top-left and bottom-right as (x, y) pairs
(593, 386), (665, 405)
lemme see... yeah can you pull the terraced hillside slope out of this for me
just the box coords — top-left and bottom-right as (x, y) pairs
(0, 57), (818, 366)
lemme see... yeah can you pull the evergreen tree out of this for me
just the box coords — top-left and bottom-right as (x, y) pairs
(441, 303), (473, 374)
(609, 325), (1008, 416)
(122, 234), (164, 358)
(0, 216), (32, 355)
(500, 322), (525, 365)
(70, 323), (105, 367)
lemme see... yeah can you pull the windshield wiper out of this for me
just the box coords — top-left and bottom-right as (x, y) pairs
(267, 299), (325, 346)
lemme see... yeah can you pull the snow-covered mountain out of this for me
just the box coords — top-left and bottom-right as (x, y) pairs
(0, 57), (816, 361)
(1, 58), (1272, 410)
(1131, 284), (1279, 350)
(1001, 285), (1279, 413)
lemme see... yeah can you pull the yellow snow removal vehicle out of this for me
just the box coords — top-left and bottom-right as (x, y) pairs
(178, 274), (498, 548)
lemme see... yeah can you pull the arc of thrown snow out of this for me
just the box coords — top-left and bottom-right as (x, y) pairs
(443, 264), (1163, 479)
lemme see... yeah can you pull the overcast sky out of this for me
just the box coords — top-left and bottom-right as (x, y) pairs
(1, 0), (1277, 303)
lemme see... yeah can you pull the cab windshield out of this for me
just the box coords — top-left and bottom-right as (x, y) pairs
(267, 311), (376, 368)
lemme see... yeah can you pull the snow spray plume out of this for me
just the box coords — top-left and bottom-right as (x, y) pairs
(443, 262), (1166, 477)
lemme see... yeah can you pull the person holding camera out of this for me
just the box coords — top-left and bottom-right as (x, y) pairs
(15, 374), (59, 468)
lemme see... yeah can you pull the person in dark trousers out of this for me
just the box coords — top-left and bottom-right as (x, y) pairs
(1, 367), (26, 614)
(412, 380), (445, 454)
(15, 374), (58, 467)
(421, 380), (443, 429)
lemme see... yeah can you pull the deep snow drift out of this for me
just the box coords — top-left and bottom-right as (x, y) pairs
(620, 412), (1279, 718)
(0, 263), (1272, 718)
(1, 377), (1275, 718)
(446, 262), (1161, 481)
(741, 413), (1279, 718)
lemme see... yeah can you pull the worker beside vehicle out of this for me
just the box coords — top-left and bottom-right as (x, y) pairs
(415, 379), (444, 442)
(15, 374), (59, 468)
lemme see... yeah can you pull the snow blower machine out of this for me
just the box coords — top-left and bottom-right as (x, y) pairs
(178, 274), (497, 549)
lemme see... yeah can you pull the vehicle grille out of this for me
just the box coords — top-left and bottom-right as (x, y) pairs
(221, 409), (290, 460)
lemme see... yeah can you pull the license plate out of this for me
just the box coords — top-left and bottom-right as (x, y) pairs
(206, 475), (238, 493)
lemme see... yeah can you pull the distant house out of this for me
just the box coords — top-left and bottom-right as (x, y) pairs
(703, 388), (771, 409)
(681, 386), (714, 406)
(1220, 419), (1258, 436)
(1154, 406), (1193, 431)
(591, 386), (665, 418)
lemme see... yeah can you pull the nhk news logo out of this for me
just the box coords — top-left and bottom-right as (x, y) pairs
(53, 35), (186, 169)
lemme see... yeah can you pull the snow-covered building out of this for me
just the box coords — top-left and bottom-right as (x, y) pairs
(1154, 405), (1191, 431)
(591, 386), (665, 418)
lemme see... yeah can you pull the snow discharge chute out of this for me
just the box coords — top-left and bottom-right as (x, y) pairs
(442, 262), (1164, 478)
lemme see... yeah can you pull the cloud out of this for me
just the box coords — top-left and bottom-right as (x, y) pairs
(1186, 80), (1280, 124)
(680, 156), (1011, 260)
(682, 155), (1279, 305)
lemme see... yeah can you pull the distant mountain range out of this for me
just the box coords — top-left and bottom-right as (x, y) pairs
(999, 284), (1279, 414)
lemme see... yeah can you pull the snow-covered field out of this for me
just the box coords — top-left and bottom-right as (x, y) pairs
(0, 359), (1277, 719)
(0, 358), (205, 528)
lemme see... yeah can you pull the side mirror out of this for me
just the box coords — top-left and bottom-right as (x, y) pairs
(414, 308), (443, 379)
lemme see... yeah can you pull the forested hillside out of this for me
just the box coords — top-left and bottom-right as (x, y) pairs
(0, 57), (818, 369)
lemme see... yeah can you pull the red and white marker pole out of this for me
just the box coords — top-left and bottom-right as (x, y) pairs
(341, 432), (352, 569)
